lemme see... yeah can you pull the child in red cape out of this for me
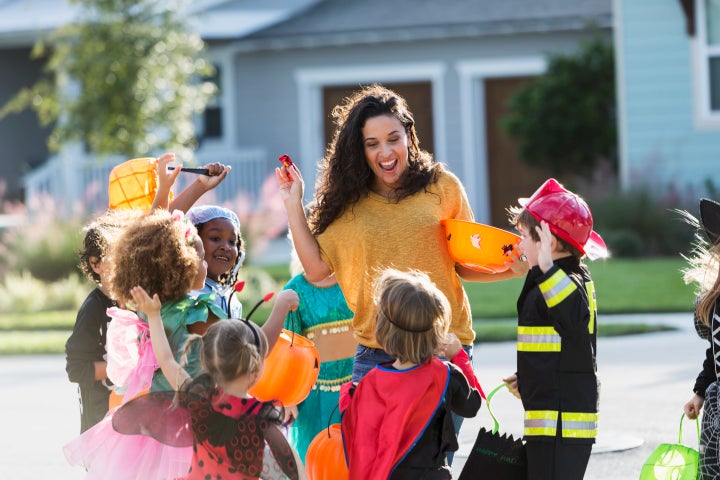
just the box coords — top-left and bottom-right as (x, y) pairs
(340, 268), (482, 479)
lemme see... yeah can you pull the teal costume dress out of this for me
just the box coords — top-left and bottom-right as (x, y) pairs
(149, 292), (225, 392)
(282, 274), (354, 463)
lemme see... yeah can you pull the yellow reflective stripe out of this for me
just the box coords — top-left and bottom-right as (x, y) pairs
(539, 270), (577, 307)
(517, 326), (561, 352)
(585, 281), (597, 334)
(561, 412), (598, 438)
(524, 410), (558, 437)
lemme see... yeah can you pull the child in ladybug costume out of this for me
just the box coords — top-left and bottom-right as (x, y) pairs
(503, 178), (608, 480)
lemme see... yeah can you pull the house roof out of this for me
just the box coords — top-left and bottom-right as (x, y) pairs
(235, 0), (613, 51)
(0, 0), (320, 47)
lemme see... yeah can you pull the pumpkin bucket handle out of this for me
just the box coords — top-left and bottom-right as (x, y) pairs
(288, 310), (303, 347)
(325, 402), (340, 438)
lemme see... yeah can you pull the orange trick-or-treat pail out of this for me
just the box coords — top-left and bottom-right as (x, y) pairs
(108, 157), (170, 211)
(248, 329), (320, 407)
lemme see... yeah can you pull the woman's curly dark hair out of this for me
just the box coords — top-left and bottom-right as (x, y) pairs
(106, 209), (200, 306)
(310, 84), (444, 235)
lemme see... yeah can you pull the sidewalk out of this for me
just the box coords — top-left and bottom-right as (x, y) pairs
(453, 312), (700, 479)
(0, 312), (699, 479)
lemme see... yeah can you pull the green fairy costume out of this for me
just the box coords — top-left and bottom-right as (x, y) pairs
(149, 292), (226, 392)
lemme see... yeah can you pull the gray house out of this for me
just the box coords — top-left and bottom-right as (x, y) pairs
(0, 0), (612, 224)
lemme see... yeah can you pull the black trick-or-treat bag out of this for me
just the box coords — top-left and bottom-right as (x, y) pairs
(459, 383), (527, 480)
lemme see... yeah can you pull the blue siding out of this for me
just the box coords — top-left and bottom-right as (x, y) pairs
(619, 0), (720, 194)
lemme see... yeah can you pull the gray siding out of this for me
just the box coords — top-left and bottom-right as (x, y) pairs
(230, 29), (611, 217)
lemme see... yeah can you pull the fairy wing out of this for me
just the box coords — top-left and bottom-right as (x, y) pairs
(194, 399), (299, 480)
(262, 422), (300, 480)
(112, 391), (194, 447)
(113, 387), (299, 479)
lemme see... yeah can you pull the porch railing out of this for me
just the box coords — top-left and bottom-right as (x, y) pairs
(22, 146), (270, 218)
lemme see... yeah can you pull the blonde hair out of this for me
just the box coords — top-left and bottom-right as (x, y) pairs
(374, 268), (450, 364)
(682, 211), (720, 326)
(181, 319), (268, 386)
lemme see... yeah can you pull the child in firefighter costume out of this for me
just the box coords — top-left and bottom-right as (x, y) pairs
(340, 268), (482, 479)
(503, 178), (608, 480)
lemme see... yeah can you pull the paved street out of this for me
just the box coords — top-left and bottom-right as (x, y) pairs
(452, 312), (705, 479)
(0, 312), (704, 479)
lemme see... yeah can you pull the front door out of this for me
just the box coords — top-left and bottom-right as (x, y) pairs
(484, 76), (552, 227)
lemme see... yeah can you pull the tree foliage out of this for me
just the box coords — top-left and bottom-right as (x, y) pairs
(0, 0), (215, 160)
(501, 38), (616, 179)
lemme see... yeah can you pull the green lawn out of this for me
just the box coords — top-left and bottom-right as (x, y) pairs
(463, 257), (694, 318)
(0, 257), (695, 354)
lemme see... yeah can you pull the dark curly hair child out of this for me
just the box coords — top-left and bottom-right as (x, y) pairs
(64, 209), (222, 478)
(65, 208), (142, 433)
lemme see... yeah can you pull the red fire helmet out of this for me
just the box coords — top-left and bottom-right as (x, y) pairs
(519, 178), (608, 260)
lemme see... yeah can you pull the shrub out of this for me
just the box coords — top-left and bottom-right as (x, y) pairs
(602, 230), (644, 258)
(0, 265), (283, 319)
(0, 194), (87, 282)
(0, 271), (90, 313)
(502, 37), (616, 179)
(591, 188), (694, 257)
(2, 219), (85, 281)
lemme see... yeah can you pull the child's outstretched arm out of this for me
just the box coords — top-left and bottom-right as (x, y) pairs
(169, 162), (231, 213)
(151, 153), (182, 211)
(129, 286), (191, 390)
(262, 289), (299, 352)
(441, 333), (482, 393)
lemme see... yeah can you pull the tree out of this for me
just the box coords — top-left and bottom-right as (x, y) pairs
(0, 0), (215, 160)
(501, 37), (616, 179)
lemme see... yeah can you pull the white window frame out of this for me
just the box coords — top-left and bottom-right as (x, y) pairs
(693, 0), (720, 129)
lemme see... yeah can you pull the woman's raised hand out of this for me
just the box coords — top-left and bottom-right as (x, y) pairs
(275, 161), (304, 204)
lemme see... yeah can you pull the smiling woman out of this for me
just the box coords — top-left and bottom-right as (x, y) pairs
(275, 83), (525, 389)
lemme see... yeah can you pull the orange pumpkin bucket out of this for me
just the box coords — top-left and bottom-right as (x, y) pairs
(249, 328), (320, 407)
(306, 424), (348, 480)
(108, 386), (150, 410)
(441, 219), (521, 274)
(107, 157), (160, 211)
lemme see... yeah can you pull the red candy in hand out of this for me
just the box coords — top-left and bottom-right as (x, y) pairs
(278, 154), (293, 168)
(278, 155), (294, 180)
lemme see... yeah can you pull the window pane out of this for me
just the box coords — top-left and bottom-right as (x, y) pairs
(203, 107), (223, 138)
(707, 0), (720, 45)
(710, 57), (720, 111)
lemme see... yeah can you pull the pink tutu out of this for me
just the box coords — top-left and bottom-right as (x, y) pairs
(106, 307), (158, 399)
(63, 408), (192, 479)
(63, 307), (188, 478)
